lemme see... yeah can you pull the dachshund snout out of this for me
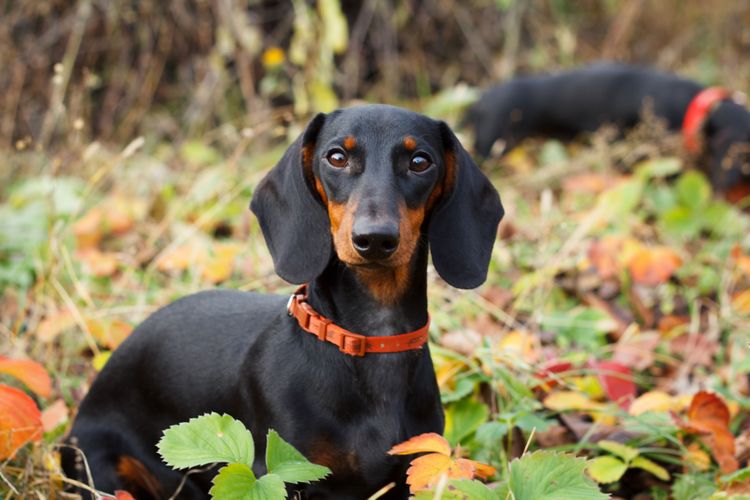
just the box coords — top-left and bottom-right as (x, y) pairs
(351, 222), (400, 261)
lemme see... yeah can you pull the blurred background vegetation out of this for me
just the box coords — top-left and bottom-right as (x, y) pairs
(2, 0), (749, 152)
(3, 1), (750, 498)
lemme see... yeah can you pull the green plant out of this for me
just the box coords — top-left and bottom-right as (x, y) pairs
(158, 413), (331, 499)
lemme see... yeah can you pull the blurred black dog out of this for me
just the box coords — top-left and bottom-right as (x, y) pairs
(465, 62), (750, 197)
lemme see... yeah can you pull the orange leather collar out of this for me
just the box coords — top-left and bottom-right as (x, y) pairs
(682, 87), (734, 154)
(287, 285), (430, 356)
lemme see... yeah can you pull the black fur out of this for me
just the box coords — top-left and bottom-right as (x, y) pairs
(466, 62), (750, 193)
(62, 104), (503, 499)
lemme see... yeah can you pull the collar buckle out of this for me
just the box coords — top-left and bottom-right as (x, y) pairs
(338, 331), (367, 357)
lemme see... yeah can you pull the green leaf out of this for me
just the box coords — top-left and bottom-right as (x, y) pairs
(209, 464), (286, 500)
(596, 177), (644, 220)
(265, 430), (331, 484)
(158, 413), (255, 469)
(721, 466), (750, 485)
(475, 421), (509, 447)
(635, 157), (682, 179)
(441, 376), (477, 404)
(671, 473), (717, 500)
(508, 450), (607, 499)
(587, 456), (627, 484)
(447, 479), (497, 500)
(661, 206), (702, 238)
(540, 141), (568, 166)
(676, 171), (711, 210)
(598, 440), (639, 463)
(444, 398), (489, 447)
(631, 456), (670, 481)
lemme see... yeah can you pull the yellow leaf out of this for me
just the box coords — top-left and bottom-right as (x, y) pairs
(497, 330), (539, 363)
(685, 443), (711, 472)
(92, 351), (112, 372)
(388, 433), (451, 457)
(732, 290), (750, 314)
(202, 243), (242, 283)
(85, 318), (133, 349)
(629, 391), (676, 416)
(543, 391), (603, 412)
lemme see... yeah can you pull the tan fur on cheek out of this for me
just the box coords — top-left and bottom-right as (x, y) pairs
(327, 199), (362, 264)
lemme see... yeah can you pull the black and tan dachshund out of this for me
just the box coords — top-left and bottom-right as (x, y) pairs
(465, 62), (750, 197)
(61, 105), (504, 499)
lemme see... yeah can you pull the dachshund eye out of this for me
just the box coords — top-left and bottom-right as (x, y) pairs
(326, 149), (348, 168)
(409, 153), (433, 172)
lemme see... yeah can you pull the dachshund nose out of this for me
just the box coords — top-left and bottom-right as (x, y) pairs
(352, 226), (400, 260)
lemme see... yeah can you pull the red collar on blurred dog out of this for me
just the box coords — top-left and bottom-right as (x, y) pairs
(287, 285), (429, 356)
(682, 87), (746, 153)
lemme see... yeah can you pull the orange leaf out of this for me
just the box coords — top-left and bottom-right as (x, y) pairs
(627, 245), (682, 285)
(78, 249), (119, 277)
(41, 399), (69, 433)
(0, 384), (43, 459)
(588, 236), (624, 280)
(73, 207), (104, 249)
(732, 290), (750, 314)
(684, 391), (738, 474)
(37, 310), (76, 343)
(388, 432), (451, 456)
(0, 356), (52, 398)
(157, 245), (207, 272)
(405, 453), (453, 492)
(463, 458), (496, 479)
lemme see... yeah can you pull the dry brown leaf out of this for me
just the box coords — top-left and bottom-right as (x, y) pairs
(682, 391), (738, 474)
(37, 310), (76, 343)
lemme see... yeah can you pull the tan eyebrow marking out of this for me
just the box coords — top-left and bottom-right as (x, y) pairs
(343, 136), (357, 150)
(403, 136), (417, 151)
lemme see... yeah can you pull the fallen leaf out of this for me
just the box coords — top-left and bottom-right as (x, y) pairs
(590, 360), (636, 410)
(85, 318), (133, 349)
(78, 249), (119, 277)
(0, 356), (52, 398)
(37, 310), (76, 343)
(388, 433), (451, 457)
(732, 245), (750, 277)
(0, 384), (43, 459)
(612, 332), (660, 371)
(202, 243), (242, 283)
(156, 245), (207, 272)
(682, 391), (738, 474)
(440, 329), (482, 356)
(41, 399), (69, 432)
(497, 330), (540, 363)
(564, 173), (620, 194)
(629, 391), (677, 416)
(588, 236), (624, 280)
(732, 290), (750, 315)
(627, 246), (682, 286)
(73, 207), (103, 249)
(684, 442), (711, 471)
(658, 315), (689, 336)
(543, 391), (603, 412)
(670, 333), (717, 367)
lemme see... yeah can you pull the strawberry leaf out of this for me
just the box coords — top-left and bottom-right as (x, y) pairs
(265, 429), (330, 484)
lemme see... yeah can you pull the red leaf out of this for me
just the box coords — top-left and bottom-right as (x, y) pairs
(590, 360), (636, 410)
(0, 384), (43, 459)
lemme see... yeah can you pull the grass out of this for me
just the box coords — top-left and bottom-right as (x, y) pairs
(2, 94), (750, 498)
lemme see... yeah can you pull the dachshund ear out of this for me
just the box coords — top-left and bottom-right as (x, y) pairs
(250, 113), (332, 284)
(428, 122), (504, 289)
